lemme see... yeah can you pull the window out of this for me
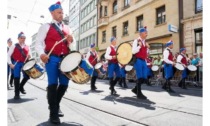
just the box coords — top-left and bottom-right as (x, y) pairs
(100, 6), (103, 18)
(136, 15), (143, 31)
(104, 6), (108, 16)
(124, 0), (130, 7)
(86, 37), (88, 47)
(156, 5), (166, 25)
(89, 36), (92, 46)
(113, 0), (117, 14)
(112, 26), (117, 37)
(87, 20), (89, 30)
(102, 31), (106, 43)
(195, 29), (203, 53)
(195, 0), (203, 13)
(123, 21), (129, 36)
(90, 18), (93, 28)
(93, 15), (97, 26)
(93, 34), (96, 43)
(90, 2), (93, 11)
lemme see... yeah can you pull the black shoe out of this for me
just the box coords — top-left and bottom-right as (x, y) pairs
(49, 117), (60, 124)
(111, 89), (117, 95)
(58, 108), (64, 117)
(131, 87), (137, 95)
(14, 96), (21, 100)
(137, 94), (147, 99)
(20, 89), (26, 94)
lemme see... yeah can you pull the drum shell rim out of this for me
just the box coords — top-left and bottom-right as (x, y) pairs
(95, 63), (102, 69)
(22, 58), (36, 71)
(116, 42), (133, 65)
(59, 51), (82, 73)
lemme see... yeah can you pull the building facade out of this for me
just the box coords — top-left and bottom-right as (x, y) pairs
(97, 0), (180, 58)
(79, 0), (98, 54)
(181, 0), (203, 56)
(69, 0), (80, 51)
(30, 33), (40, 63)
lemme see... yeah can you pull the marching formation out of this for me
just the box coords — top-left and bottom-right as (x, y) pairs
(6, 1), (201, 125)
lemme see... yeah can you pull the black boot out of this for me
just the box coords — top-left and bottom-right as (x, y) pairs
(182, 79), (187, 89)
(131, 86), (137, 95)
(14, 78), (21, 99)
(10, 74), (14, 87)
(162, 81), (167, 90)
(118, 78), (123, 87)
(168, 80), (175, 93)
(47, 84), (60, 124)
(178, 79), (183, 88)
(91, 76), (97, 90)
(122, 77), (128, 88)
(57, 85), (68, 117)
(137, 78), (147, 99)
(19, 78), (29, 94)
(109, 78), (117, 95)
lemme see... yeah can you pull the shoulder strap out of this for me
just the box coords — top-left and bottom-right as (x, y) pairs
(51, 23), (68, 45)
(15, 43), (26, 58)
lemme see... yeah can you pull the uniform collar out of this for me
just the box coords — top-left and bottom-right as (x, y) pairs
(52, 19), (63, 25)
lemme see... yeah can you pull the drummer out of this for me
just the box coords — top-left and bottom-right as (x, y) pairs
(145, 52), (153, 86)
(85, 43), (99, 91)
(105, 36), (121, 95)
(7, 32), (31, 99)
(162, 40), (176, 93)
(7, 38), (14, 89)
(177, 48), (188, 89)
(132, 26), (150, 99)
(35, 1), (75, 124)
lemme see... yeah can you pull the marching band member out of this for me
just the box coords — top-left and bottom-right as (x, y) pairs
(85, 43), (99, 91)
(35, 1), (75, 124)
(162, 40), (176, 93)
(105, 37), (121, 95)
(132, 27), (149, 99)
(118, 64), (128, 88)
(177, 48), (188, 89)
(7, 38), (14, 89)
(7, 32), (30, 99)
(146, 53), (153, 86)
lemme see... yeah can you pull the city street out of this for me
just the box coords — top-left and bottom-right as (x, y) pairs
(8, 74), (202, 126)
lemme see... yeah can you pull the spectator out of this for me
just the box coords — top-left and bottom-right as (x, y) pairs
(199, 52), (203, 82)
(191, 53), (200, 82)
(153, 55), (162, 66)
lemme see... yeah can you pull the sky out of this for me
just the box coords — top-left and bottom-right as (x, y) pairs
(7, 0), (69, 45)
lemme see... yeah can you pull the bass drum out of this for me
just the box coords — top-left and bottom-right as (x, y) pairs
(116, 43), (133, 65)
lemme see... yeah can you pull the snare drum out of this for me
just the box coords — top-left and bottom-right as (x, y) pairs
(116, 43), (133, 65)
(151, 65), (159, 76)
(22, 59), (44, 79)
(59, 52), (92, 84)
(174, 63), (184, 78)
(187, 65), (197, 78)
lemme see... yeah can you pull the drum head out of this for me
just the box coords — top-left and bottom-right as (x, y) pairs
(151, 65), (159, 71)
(60, 52), (82, 72)
(175, 63), (184, 70)
(22, 59), (36, 71)
(187, 65), (197, 71)
(95, 63), (102, 69)
(116, 43), (132, 65)
(125, 65), (133, 71)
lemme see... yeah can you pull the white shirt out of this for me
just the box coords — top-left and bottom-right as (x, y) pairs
(7, 43), (30, 64)
(85, 50), (98, 68)
(177, 53), (186, 63)
(35, 19), (75, 57)
(163, 47), (174, 64)
(132, 37), (146, 54)
(105, 45), (117, 60)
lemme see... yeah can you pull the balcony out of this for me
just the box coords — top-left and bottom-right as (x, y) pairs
(98, 17), (109, 28)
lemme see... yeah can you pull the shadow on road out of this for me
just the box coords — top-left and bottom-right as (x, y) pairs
(8, 98), (35, 104)
(80, 90), (104, 95)
(101, 95), (156, 110)
(37, 121), (83, 126)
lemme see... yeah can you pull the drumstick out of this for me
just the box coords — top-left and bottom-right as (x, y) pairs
(47, 37), (67, 57)
(24, 55), (29, 63)
(13, 60), (18, 66)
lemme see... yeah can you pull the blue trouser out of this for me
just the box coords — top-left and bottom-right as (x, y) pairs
(182, 68), (187, 79)
(164, 64), (173, 79)
(147, 67), (153, 77)
(45, 56), (69, 86)
(12, 61), (29, 79)
(92, 69), (98, 77)
(134, 58), (147, 79)
(120, 67), (126, 78)
(108, 63), (121, 78)
(80, 60), (94, 76)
